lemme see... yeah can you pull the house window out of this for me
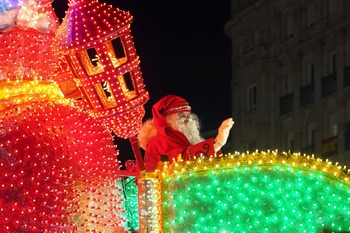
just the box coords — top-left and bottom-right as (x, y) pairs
(55, 55), (83, 102)
(247, 84), (257, 111)
(118, 72), (137, 100)
(106, 37), (127, 68)
(63, 55), (80, 78)
(94, 81), (117, 109)
(77, 47), (104, 76)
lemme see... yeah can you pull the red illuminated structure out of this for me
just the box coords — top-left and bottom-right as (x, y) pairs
(54, 0), (149, 141)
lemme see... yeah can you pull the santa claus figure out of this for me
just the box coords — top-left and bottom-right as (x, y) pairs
(138, 94), (234, 172)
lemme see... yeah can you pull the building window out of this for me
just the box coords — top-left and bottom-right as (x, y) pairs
(321, 136), (337, 157)
(326, 0), (336, 17)
(287, 131), (294, 152)
(253, 30), (261, 47)
(308, 63), (315, 84)
(286, 15), (294, 39)
(280, 75), (294, 115)
(321, 73), (337, 96)
(280, 93), (294, 115)
(329, 52), (336, 74)
(300, 88), (314, 107)
(300, 64), (315, 106)
(329, 113), (338, 136)
(345, 123), (350, 151)
(345, 132), (350, 151)
(322, 53), (337, 96)
(302, 122), (315, 154)
(281, 74), (294, 95)
(322, 114), (338, 157)
(307, 3), (315, 27)
(308, 122), (315, 145)
(247, 84), (257, 111)
(344, 66), (350, 87)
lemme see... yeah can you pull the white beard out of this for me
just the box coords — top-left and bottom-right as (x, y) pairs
(167, 113), (204, 145)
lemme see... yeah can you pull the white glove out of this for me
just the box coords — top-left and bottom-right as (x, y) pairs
(214, 118), (234, 152)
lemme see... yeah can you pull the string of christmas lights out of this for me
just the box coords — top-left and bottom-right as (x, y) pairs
(158, 151), (350, 232)
(2, 0), (350, 232)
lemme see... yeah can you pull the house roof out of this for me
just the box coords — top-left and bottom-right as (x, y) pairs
(55, 0), (132, 50)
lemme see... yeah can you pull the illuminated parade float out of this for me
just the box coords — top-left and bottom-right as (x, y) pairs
(0, 0), (349, 232)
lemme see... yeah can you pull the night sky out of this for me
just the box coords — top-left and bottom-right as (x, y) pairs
(52, 0), (233, 164)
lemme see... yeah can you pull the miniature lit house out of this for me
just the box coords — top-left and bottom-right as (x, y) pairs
(54, 0), (149, 139)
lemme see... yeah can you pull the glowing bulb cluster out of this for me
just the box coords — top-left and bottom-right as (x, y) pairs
(0, 102), (126, 232)
(0, 0), (130, 231)
(0, 26), (59, 82)
(0, 80), (69, 111)
(157, 151), (350, 232)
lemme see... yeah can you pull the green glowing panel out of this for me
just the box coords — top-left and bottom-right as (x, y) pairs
(162, 165), (350, 232)
(122, 177), (139, 232)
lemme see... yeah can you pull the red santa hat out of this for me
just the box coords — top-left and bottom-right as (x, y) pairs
(152, 95), (191, 134)
(159, 95), (191, 116)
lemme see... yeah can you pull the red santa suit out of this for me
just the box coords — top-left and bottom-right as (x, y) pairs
(143, 95), (218, 172)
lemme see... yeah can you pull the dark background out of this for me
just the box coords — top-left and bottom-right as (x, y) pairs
(52, 0), (233, 165)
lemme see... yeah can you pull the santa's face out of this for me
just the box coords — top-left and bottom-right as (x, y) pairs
(166, 112), (192, 130)
(166, 112), (204, 145)
(177, 112), (194, 124)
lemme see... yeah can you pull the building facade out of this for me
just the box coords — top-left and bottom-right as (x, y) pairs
(225, 0), (350, 166)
